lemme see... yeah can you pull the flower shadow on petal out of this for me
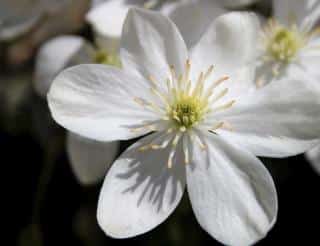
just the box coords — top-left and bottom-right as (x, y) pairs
(115, 137), (186, 213)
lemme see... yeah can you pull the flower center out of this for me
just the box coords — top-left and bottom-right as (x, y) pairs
(262, 19), (308, 63)
(94, 49), (121, 67)
(170, 96), (203, 129)
(256, 18), (320, 87)
(267, 27), (303, 62)
(132, 60), (235, 168)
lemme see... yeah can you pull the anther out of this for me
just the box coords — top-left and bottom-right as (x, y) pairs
(204, 65), (214, 80)
(148, 75), (158, 87)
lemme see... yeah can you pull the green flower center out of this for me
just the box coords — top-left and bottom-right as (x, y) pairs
(170, 95), (204, 129)
(265, 21), (306, 63)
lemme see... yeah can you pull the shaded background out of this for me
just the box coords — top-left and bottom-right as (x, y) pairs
(1, 0), (320, 245)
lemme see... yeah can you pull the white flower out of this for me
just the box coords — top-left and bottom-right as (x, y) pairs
(34, 0), (226, 185)
(254, 0), (320, 86)
(48, 8), (320, 245)
(252, 0), (320, 174)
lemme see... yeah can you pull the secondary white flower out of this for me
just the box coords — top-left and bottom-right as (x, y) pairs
(254, 0), (320, 86)
(48, 8), (320, 245)
(252, 0), (320, 174)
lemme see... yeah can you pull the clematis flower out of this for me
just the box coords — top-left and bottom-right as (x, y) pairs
(251, 0), (320, 174)
(35, 0), (226, 185)
(254, 0), (320, 85)
(48, 8), (320, 245)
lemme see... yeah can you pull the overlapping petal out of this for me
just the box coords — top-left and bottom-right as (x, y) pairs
(67, 133), (120, 185)
(216, 73), (320, 157)
(187, 133), (277, 246)
(48, 64), (159, 141)
(190, 12), (260, 82)
(167, 0), (226, 49)
(97, 133), (186, 238)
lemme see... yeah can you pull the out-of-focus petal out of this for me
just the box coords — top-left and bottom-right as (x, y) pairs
(167, 0), (227, 49)
(33, 35), (95, 97)
(67, 132), (120, 185)
(86, 0), (129, 53)
(272, 0), (320, 30)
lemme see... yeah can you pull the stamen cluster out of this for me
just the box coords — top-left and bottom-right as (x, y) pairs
(132, 59), (235, 168)
(262, 19), (307, 63)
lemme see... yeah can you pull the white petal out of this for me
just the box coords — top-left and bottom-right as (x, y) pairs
(216, 73), (320, 157)
(298, 38), (320, 82)
(48, 64), (159, 142)
(33, 35), (95, 97)
(190, 12), (260, 80)
(273, 0), (320, 30)
(167, 0), (227, 49)
(187, 133), (277, 246)
(67, 132), (120, 185)
(306, 144), (320, 174)
(86, 0), (130, 53)
(97, 133), (186, 238)
(120, 8), (188, 86)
